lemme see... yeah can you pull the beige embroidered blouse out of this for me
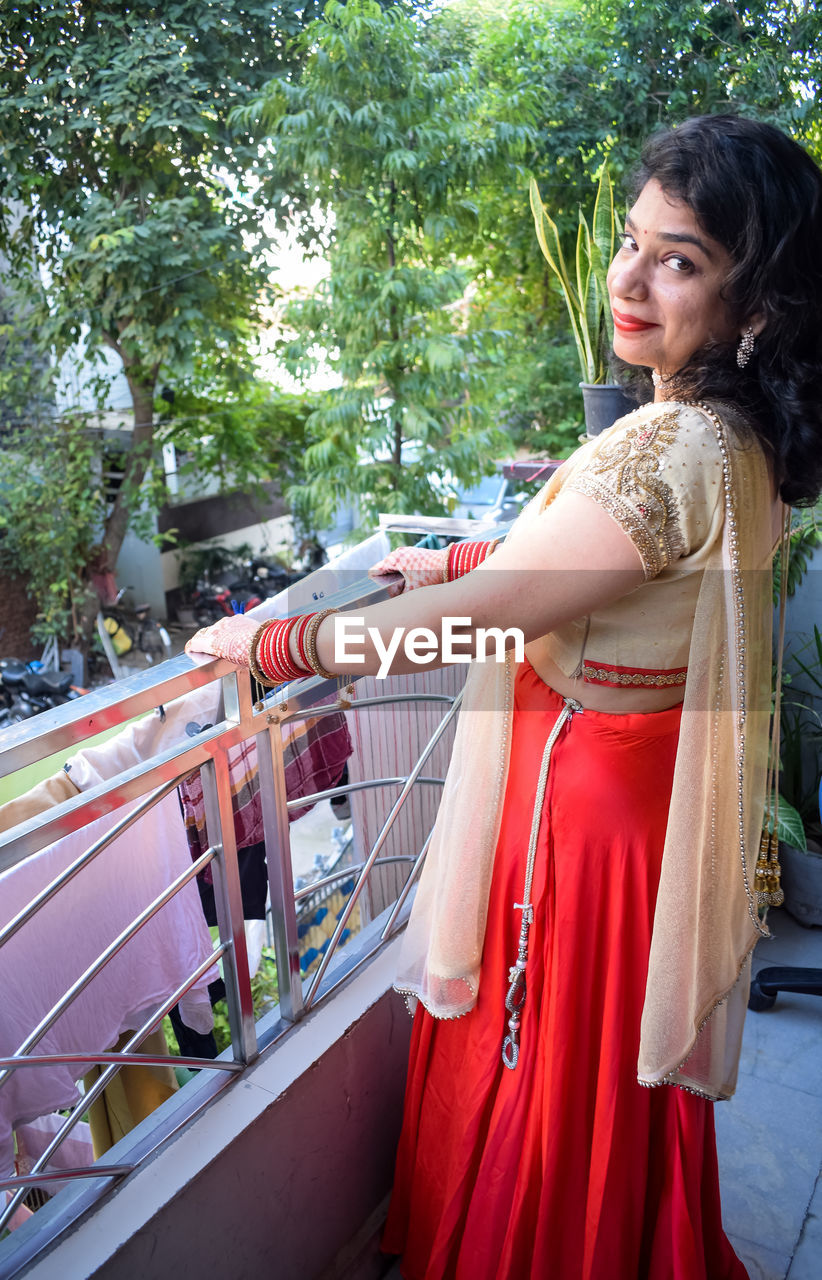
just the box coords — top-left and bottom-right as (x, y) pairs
(543, 401), (724, 687)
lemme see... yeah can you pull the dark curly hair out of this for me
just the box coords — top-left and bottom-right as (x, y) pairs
(614, 115), (822, 506)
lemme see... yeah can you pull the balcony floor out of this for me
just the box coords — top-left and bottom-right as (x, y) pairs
(716, 906), (822, 1279)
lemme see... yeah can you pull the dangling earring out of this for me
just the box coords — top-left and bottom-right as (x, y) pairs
(736, 326), (755, 368)
(651, 370), (662, 388)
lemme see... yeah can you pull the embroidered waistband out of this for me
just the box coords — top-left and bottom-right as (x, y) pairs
(582, 662), (688, 688)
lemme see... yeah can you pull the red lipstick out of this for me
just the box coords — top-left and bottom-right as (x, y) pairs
(612, 308), (658, 332)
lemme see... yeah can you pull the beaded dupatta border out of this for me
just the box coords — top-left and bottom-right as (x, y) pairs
(637, 402), (776, 1099)
(753, 507), (791, 910)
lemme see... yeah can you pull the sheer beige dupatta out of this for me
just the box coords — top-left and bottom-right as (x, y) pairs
(637, 408), (774, 1099)
(394, 408), (774, 1099)
(392, 463), (571, 1018)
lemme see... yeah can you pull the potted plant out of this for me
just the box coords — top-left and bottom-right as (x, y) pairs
(765, 506), (822, 920)
(530, 165), (634, 436)
(775, 623), (822, 924)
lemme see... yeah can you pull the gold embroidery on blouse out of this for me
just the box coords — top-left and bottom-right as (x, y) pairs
(581, 664), (687, 687)
(567, 409), (686, 578)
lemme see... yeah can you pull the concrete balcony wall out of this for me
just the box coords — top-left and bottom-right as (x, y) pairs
(21, 941), (412, 1280)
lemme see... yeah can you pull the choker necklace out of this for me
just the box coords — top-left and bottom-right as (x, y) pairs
(652, 368), (684, 396)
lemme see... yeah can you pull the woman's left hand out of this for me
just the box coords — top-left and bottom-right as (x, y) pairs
(184, 614), (259, 667)
(369, 545), (449, 594)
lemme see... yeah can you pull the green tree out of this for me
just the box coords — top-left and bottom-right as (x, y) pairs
(249, 0), (528, 529)
(160, 372), (326, 548)
(0, 1), (322, 646)
(472, 0), (821, 217)
(0, 417), (105, 645)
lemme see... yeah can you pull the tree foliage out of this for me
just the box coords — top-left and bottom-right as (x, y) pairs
(3, 0), (822, 648)
(441, 0), (822, 452)
(0, 1), (316, 642)
(0, 417), (105, 643)
(158, 371), (325, 546)
(247, 0), (530, 528)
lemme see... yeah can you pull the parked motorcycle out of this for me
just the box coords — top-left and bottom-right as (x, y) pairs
(244, 555), (297, 595)
(189, 556), (299, 625)
(0, 657), (85, 726)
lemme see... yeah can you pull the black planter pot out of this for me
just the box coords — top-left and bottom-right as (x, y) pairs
(779, 840), (822, 927)
(580, 382), (635, 437)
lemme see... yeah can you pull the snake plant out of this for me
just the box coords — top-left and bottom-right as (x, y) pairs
(530, 164), (618, 385)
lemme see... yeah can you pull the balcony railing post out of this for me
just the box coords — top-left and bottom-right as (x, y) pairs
(200, 753), (258, 1064)
(256, 718), (304, 1023)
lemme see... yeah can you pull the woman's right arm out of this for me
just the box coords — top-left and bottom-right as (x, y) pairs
(185, 488), (643, 680)
(308, 489), (645, 678)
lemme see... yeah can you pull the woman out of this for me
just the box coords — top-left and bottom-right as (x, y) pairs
(186, 116), (822, 1278)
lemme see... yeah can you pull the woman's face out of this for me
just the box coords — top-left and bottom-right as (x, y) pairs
(607, 179), (737, 381)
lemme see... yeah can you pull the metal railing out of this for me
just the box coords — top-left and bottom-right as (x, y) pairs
(0, 572), (463, 1273)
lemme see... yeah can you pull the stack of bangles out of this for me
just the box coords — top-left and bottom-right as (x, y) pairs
(249, 607), (339, 688)
(443, 538), (500, 583)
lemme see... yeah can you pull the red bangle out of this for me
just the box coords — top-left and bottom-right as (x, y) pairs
(261, 622), (279, 679)
(446, 539), (497, 582)
(256, 617), (304, 684)
(259, 621), (279, 681)
(260, 622), (273, 676)
(279, 618), (305, 681)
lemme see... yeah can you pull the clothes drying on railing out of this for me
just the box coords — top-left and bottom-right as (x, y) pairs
(0, 770), (79, 833)
(169, 529), (389, 912)
(0, 537), (388, 1181)
(177, 710), (353, 866)
(173, 695), (352, 1058)
(0, 788), (218, 1179)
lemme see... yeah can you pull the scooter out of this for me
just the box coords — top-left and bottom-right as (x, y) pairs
(99, 592), (172, 664)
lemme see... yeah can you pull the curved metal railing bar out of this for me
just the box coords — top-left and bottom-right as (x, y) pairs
(274, 691), (456, 724)
(285, 774), (444, 813)
(0, 1053), (241, 1073)
(294, 855), (417, 903)
(0, 1167), (134, 1193)
(0, 773), (197, 949)
(303, 688), (463, 1009)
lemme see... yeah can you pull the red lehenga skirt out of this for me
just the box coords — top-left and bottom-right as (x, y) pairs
(383, 660), (747, 1280)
